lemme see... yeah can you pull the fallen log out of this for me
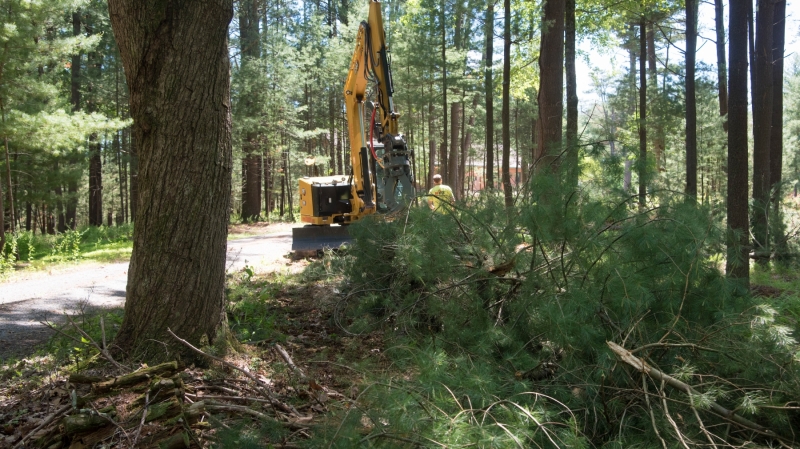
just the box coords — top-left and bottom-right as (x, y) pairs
(92, 361), (179, 393)
(63, 413), (109, 435)
(68, 373), (110, 384)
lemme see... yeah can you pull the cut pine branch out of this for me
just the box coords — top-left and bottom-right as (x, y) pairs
(607, 341), (792, 445)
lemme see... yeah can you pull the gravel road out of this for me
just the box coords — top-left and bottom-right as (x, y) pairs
(0, 224), (296, 360)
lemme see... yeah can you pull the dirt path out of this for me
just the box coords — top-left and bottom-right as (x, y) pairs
(0, 223), (299, 360)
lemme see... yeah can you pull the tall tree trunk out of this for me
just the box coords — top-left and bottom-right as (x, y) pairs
(751, 0), (774, 261)
(0, 164), (4, 249)
(329, 95), (336, 175)
(535, 0), (565, 174)
(484, 0), (495, 189)
(240, 0), (261, 221)
(501, 0), (512, 207)
(685, 0), (697, 198)
(55, 164), (66, 232)
(624, 24), (635, 192)
(449, 102), (461, 198)
(727, 0), (750, 284)
(714, 0), (728, 131)
(440, 6), (449, 184)
(646, 20), (664, 172)
(461, 95), (477, 197)
(770, 0), (786, 257)
(2, 135), (14, 233)
(88, 138), (103, 226)
(109, 0), (234, 362)
(87, 34), (103, 227)
(427, 94), (435, 190)
(638, 19), (647, 209)
(565, 0), (578, 186)
(67, 11), (81, 230)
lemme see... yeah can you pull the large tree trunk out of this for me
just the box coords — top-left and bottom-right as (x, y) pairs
(638, 19), (647, 209)
(565, 0), (578, 185)
(751, 0), (774, 262)
(714, 0), (728, 131)
(127, 127), (138, 223)
(727, 0), (750, 284)
(109, 0), (234, 362)
(484, 0), (494, 190)
(501, 0), (512, 207)
(770, 0), (786, 257)
(535, 0), (564, 174)
(685, 0), (697, 198)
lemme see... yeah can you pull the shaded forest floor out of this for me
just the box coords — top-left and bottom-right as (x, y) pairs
(0, 240), (389, 448)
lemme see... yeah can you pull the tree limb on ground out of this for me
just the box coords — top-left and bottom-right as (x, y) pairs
(607, 340), (793, 446)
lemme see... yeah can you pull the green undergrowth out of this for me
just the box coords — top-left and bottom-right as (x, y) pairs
(0, 224), (133, 273)
(301, 176), (800, 448)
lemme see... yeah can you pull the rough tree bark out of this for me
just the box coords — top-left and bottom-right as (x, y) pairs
(0, 159), (4, 247)
(67, 11), (81, 230)
(565, 0), (578, 186)
(714, 0), (728, 131)
(535, 0), (564, 174)
(638, 19), (647, 209)
(484, 0), (494, 189)
(501, 0), (512, 207)
(727, 0), (750, 284)
(239, 0), (262, 222)
(770, 0), (786, 256)
(87, 39), (103, 227)
(108, 0), (234, 362)
(449, 102), (461, 198)
(440, 5), (448, 184)
(685, 0), (697, 198)
(751, 0), (774, 261)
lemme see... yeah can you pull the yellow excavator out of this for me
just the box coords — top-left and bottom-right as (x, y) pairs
(292, 0), (415, 252)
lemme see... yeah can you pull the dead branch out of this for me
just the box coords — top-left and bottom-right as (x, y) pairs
(185, 393), (275, 406)
(167, 328), (300, 417)
(12, 404), (71, 449)
(64, 314), (129, 371)
(608, 341), (793, 445)
(204, 402), (311, 430)
(275, 343), (308, 381)
(131, 391), (150, 447)
(42, 317), (128, 372)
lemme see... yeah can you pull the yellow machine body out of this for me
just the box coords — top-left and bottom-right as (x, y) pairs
(293, 1), (415, 251)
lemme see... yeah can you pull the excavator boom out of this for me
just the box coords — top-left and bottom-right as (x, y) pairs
(293, 0), (415, 253)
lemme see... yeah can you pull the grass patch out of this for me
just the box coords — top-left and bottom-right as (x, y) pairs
(1, 224), (133, 274)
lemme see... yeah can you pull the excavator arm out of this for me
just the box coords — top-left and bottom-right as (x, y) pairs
(294, 0), (414, 251)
